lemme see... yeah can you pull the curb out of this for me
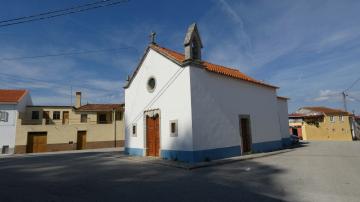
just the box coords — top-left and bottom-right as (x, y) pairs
(0, 147), (124, 159)
(145, 148), (296, 170)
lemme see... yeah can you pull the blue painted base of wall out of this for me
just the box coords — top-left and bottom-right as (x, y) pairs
(161, 146), (241, 163)
(125, 139), (288, 163)
(281, 137), (292, 147)
(125, 147), (143, 156)
(252, 140), (283, 153)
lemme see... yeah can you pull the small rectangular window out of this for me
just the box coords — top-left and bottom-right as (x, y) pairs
(0, 111), (9, 122)
(53, 111), (60, 120)
(98, 113), (107, 123)
(115, 111), (123, 120)
(32, 111), (40, 120)
(330, 116), (335, 122)
(81, 114), (88, 123)
(171, 122), (176, 133)
(132, 124), (137, 136)
(169, 120), (178, 137)
(339, 116), (344, 122)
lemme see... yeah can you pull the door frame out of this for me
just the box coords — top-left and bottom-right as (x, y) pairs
(238, 115), (252, 155)
(143, 109), (161, 156)
(26, 132), (47, 153)
(77, 130), (87, 150)
(62, 111), (69, 125)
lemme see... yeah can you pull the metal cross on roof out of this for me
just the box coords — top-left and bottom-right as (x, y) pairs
(150, 31), (156, 44)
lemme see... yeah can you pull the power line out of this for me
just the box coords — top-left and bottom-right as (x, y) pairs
(348, 95), (360, 103)
(125, 67), (186, 131)
(344, 77), (360, 92)
(0, 0), (129, 28)
(0, 73), (118, 94)
(0, 0), (114, 24)
(0, 47), (133, 61)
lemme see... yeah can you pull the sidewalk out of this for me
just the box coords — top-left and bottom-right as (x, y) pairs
(124, 148), (295, 170)
(0, 147), (124, 159)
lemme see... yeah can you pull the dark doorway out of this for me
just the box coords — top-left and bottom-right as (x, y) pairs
(239, 116), (252, 154)
(77, 131), (87, 150)
(292, 128), (298, 136)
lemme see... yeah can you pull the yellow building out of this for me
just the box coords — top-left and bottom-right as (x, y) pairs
(289, 106), (353, 141)
(15, 92), (124, 153)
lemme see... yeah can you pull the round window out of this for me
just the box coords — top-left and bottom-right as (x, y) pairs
(147, 77), (156, 92)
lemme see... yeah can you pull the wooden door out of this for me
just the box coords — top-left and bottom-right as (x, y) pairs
(240, 118), (252, 153)
(43, 111), (50, 124)
(62, 111), (69, 124)
(146, 114), (160, 156)
(27, 132), (47, 153)
(77, 131), (87, 150)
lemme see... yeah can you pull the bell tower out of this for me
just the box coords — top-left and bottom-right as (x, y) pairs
(184, 23), (203, 61)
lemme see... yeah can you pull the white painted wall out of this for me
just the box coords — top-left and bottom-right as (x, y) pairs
(0, 104), (17, 153)
(277, 98), (290, 139)
(190, 66), (282, 150)
(125, 49), (194, 151)
(0, 92), (31, 154)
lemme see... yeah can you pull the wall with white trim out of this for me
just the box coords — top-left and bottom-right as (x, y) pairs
(190, 66), (283, 151)
(125, 49), (193, 152)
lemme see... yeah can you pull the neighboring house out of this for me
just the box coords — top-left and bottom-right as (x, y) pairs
(0, 89), (32, 154)
(354, 116), (360, 140)
(289, 106), (353, 141)
(124, 23), (290, 163)
(15, 92), (124, 153)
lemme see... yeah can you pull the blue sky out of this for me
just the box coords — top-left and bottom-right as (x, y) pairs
(0, 0), (359, 113)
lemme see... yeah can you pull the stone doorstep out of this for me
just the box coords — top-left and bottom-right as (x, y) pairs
(127, 149), (295, 170)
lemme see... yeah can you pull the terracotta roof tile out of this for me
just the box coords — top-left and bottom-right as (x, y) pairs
(0, 89), (27, 103)
(302, 106), (350, 116)
(289, 113), (323, 118)
(150, 44), (278, 89)
(76, 104), (124, 111)
(277, 96), (289, 100)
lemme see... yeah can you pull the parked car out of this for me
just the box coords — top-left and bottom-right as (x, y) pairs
(290, 135), (300, 145)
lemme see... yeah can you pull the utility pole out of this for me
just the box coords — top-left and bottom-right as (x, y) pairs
(70, 85), (73, 106)
(342, 91), (347, 112)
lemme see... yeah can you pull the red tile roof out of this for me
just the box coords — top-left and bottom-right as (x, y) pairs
(76, 104), (124, 111)
(302, 106), (350, 116)
(288, 113), (323, 118)
(149, 44), (278, 89)
(0, 89), (28, 103)
(277, 96), (289, 100)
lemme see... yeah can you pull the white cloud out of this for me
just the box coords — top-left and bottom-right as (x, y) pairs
(311, 90), (342, 102)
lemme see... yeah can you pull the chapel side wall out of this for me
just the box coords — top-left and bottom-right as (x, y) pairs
(190, 66), (282, 151)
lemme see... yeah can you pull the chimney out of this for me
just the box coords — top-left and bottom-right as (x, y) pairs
(75, 92), (82, 108)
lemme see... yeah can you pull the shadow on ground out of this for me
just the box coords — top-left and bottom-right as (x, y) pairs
(0, 151), (289, 202)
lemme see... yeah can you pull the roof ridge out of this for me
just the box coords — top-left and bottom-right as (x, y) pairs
(139, 44), (279, 89)
(151, 44), (242, 72)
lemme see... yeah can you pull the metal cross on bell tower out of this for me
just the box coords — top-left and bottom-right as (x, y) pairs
(150, 31), (156, 44)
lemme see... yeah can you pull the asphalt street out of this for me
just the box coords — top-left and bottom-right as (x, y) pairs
(0, 141), (359, 202)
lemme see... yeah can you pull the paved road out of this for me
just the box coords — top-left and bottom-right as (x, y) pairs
(0, 141), (359, 202)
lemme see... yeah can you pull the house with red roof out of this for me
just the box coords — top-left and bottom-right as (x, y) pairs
(289, 106), (354, 141)
(124, 23), (290, 163)
(14, 92), (124, 154)
(0, 89), (32, 154)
